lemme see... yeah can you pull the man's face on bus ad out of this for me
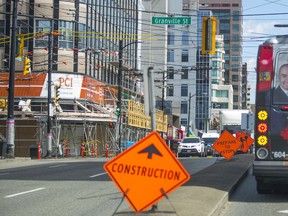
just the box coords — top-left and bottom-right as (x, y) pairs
(279, 65), (288, 91)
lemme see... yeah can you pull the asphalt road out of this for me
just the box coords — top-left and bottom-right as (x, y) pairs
(0, 157), (217, 216)
(219, 167), (288, 216)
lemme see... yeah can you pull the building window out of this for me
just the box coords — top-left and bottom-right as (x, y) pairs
(233, 85), (239, 92)
(232, 55), (239, 62)
(167, 67), (174, 79)
(181, 118), (188, 126)
(78, 23), (86, 49)
(182, 32), (189, 45)
(216, 90), (228, 98)
(232, 64), (239, 72)
(167, 84), (174, 96)
(232, 44), (239, 52)
(59, 21), (74, 48)
(35, 20), (51, 47)
(233, 11), (240, 21)
(181, 84), (188, 96)
(232, 34), (239, 42)
(167, 49), (174, 62)
(181, 49), (189, 62)
(232, 24), (239, 32)
(181, 101), (188, 114)
(233, 95), (239, 102)
(232, 75), (239, 82)
(181, 67), (189, 79)
(168, 32), (175, 45)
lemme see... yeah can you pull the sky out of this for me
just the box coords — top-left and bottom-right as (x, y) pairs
(242, 0), (288, 104)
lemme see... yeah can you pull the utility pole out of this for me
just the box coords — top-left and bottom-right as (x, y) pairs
(6, 0), (19, 158)
(187, 93), (197, 137)
(46, 27), (53, 158)
(117, 40), (142, 153)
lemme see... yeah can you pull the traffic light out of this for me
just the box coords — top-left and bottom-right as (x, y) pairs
(201, 17), (217, 55)
(54, 84), (61, 105)
(115, 102), (121, 116)
(23, 56), (31, 75)
(16, 34), (24, 58)
(0, 99), (6, 110)
(108, 121), (115, 128)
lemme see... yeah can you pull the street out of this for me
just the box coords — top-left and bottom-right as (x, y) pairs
(220, 167), (288, 216)
(0, 157), (216, 216)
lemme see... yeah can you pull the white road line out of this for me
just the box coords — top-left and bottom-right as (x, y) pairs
(278, 210), (288, 214)
(0, 173), (9, 176)
(5, 188), (45, 198)
(49, 164), (67, 168)
(89, 172), (107, 178)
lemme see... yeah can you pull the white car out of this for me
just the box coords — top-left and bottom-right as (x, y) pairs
(177, 137), (205, 157)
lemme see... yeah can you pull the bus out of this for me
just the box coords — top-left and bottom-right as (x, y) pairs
(253, 36), (288, 194)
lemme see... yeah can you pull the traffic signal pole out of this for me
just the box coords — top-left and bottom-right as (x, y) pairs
(5, 0), (19, 158)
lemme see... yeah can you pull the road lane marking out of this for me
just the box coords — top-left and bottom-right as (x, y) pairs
(49, 164), (67, 168)
(0, 173), (9, 176)
(278, 210), (288, 214)
(89, 172), (107, 178)
(5, 187), (45, 198)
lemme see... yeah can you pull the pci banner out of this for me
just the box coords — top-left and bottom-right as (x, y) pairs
(0, 72), (110, 104)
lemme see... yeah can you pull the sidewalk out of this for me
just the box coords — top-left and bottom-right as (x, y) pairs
(115, 154), (254, 216)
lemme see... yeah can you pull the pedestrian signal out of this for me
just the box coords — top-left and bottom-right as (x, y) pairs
(23, 56), (31, 75)
(201, 17), (217, 55)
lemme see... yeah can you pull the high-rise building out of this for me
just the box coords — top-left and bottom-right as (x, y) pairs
(141, 0), (199, 134)
(0, 0), (141, 156)
(199, 0), (244, 109)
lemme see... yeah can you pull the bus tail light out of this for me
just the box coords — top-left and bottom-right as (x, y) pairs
(257, 44), (273, 92)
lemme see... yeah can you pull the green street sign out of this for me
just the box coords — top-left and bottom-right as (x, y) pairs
(152, 17), (191, 25)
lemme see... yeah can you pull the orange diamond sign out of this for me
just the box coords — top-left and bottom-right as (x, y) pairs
(104, 131), (190, 213)
(237, 132), (254, 153)
(212, 130), (242, 160)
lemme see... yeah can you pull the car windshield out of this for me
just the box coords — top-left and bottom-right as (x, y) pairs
(182, 138), (200, 143)
(202, 138), (218, 144)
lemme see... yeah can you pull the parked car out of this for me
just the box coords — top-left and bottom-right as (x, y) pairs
(177, 137), (205, 157)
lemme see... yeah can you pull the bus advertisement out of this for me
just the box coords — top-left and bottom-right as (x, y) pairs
(253, 36), (288, 193)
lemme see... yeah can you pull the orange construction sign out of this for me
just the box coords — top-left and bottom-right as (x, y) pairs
(237, 132), (254, 153)
(104, 131), (190, 213)
(212, 130), (242, 160)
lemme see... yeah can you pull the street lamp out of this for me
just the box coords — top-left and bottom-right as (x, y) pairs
(187, 92), (197, 137)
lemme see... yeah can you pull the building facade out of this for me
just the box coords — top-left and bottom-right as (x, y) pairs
(199, 0), (245, 109)
(141, 0), (199, 135)
(0, 0), (147, 157)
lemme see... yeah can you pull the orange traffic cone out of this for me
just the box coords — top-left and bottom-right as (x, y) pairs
(37, 143), (41, 160)
(80, 142), (85, 158)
